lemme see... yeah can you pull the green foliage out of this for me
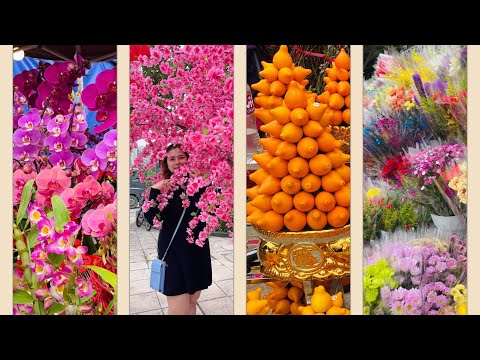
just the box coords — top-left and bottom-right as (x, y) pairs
(16, 179), (35, 225)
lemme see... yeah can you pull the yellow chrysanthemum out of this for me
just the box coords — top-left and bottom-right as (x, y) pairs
(366, 188), (381, 200)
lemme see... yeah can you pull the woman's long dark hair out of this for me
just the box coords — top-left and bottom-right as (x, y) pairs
(160, 143), (189, 179)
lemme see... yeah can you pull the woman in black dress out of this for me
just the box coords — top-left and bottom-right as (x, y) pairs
(145, 144), (212, 315)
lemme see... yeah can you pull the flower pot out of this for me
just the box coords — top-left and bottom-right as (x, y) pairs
(430, 214), (466, 232)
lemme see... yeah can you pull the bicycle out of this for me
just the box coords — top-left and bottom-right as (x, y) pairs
(135, 198), (152, 231)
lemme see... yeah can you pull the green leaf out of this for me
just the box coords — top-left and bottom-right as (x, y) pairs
(84, 265), (117, 292)
(48, 253), (65, 266)
(13, 290), (33, 304)
(201, 127), (209, 135)
(48, 303), (65, 315)
(51, 195), (71, 231)
(16, 179), (35, 225)
(104, 296), (116, 315)
(83, 235), (97, 254)
(47, 211), (53, 219)
(27, 225), (38, 249)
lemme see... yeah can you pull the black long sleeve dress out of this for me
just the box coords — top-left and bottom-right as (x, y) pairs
(145, 187), (212, 296)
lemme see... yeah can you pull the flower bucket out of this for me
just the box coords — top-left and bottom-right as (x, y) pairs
(430, 214), (466, 232)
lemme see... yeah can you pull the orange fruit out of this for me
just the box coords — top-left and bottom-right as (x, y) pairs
(251, 79), (271, 95)
(293, 66), (312, 83)
(246, 209), (265, 225)
(253, 108), (274, 124)
(306, 100), (328, 121)
(319, 108), (334, 128)
(284, 209), (307, 232)
(259, 137), (282, 156)
(315, 192), (336, 212)
(269, 80), (287, 97)
(302, 120), (324, 138)
(284, 81), (308, 110)
(309, 154), (333, 176)
(330, 109), (343, 126)
(257, 175), (282, 195)
(325, 81), (338, 94)
(297, 137), (319, 159)
(327, 206), (350, 227)
(325, 68), (337, 81)
(334, 185), (350, 207)
(249, 168), (269, 185)
(278, 67), (295, 85)
(336, 69), (350, 81)
(271, 192), (294, 214)
(252, 152), (274, 169)
(273, 45), (293, 70)
(326, 149), (350, 168)
(293, 191), (315, 212)
(328, 93), (345, 110)
(269, 106), (291, 125)
(316, 131), (344, 153)
(342, 109), (350, 125)
(290, 108), (309, 126)
(337, 81), (350, 97)
(280, 122), (303, 143)
(280, 175), (302, 195)
(345, 95), (350, 108)
(335, 48), (350, 71)
(321, 171), (346, 192)
(288, 157), (310, 178)
(246, 185), (259, 200)
(335, 164), (350, 182)
(260, 120), (283, 138)
(266, 157), (289, 178)
(259, 61), (278, 82)
(246, 201), (256, 216)
(316, 91), (330, 104)
(256, 211), (284, 232)
(275, 141), (297, 160)
(251, 194), (273, 212)
(301, 173), (322, 193)
(307, 209), (327, 230)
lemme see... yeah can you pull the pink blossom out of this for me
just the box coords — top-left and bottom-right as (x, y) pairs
(36, 166), (71, 195)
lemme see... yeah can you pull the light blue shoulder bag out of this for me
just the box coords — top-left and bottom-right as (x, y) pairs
(150, 207), (187, 293)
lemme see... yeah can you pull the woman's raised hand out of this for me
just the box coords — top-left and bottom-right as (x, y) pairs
(151, 179), (173, 191)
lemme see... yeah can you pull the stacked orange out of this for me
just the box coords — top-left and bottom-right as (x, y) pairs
(317, 48), (351, 126)
(247, 45), (350, 232)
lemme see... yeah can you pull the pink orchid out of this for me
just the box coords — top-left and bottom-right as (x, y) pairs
(36, 166), (71, 195)
(75, 277), (93, 298)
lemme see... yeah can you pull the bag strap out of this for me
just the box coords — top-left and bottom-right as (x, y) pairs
(161, 206), (187, 261)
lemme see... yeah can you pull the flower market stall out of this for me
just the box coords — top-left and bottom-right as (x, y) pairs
(246, 45), (351, 315)
(363, 45), (467, 315)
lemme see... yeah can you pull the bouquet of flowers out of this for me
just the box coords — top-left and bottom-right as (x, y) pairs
(13, 55), (117, 315)
(364, 230), (467, 315)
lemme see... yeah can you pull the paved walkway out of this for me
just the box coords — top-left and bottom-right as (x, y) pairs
(129, 209), (234, 315)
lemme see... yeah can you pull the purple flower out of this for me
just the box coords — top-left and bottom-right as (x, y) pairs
(95, 135), (117, 162)
(81, 68), (117, 112)
(13, 304), (34, 315)
(410, 266), (421, 276)
(27, 261), (53, 282)
(34, 288), (50, 300)
(13, 144), (38, 162)
(390, 301), (404, 315)
(46, 114), (70, 136)
(81, 148), (107, 176)
(75, 277), (93, 298)
(14, 69), (39, 95)
(13, 129), (42, 146)
(412, 72), (426, 97)
(446, 259), (457, 270)
(428, 309), (439, 315)
(426, 290), (436, 303)
(18, 110), (41, 131)
(71, 132), (88, 149)
(435, 262), (447, 272)
(434, 282), (446, 292)
(37, 217), (55, 240)
(65, 246), (88, 266)
(49, 151), (74, 169)
(435, 295), (448, 308)
(45, 134), (72, 153)
(31, 248), (48, 263)
(27, 203), (46, 224)
(94, 109), (117, 133)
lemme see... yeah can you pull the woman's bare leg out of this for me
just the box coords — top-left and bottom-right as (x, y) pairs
(189, 291), (201, 315)
(166, 294), (191, 315)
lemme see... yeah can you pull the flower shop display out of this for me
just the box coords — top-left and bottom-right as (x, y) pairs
(247, 45), (351, 315)
(130, 45), (234, 246)
(13, 53), (117, 315)
(363, 45), (467, 315)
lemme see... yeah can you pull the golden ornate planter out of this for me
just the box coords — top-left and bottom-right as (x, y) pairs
(253, 225), (350, 282)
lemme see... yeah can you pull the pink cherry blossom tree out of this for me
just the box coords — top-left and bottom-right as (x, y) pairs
(130, 45), (234, 245)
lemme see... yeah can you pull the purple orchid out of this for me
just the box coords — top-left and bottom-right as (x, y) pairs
(13, 144), (38, 162)
(65, 245), (88, 266)
(70, 131), (88, 149)
(13, 129), (42, 146)
(81, 68), (117, 116)
(18, 110), (41, 131)
(45, 134), (72, 153)
(13, 69), (39, 96)
(75, 277), (93, 298)
(49, 150), (74, 169)
(81, 148), (107, 176)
